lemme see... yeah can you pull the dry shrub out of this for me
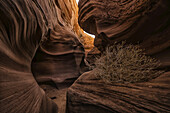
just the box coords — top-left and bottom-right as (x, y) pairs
(93, 42), (163, 83)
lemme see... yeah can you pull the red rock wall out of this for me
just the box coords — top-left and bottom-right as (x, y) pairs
(66, 1), (170, 112)
(31, 0), (88, 89)
(67, 71), (170, 113)
(78, 0), (170, 69)
(0, 0), (59, 112)
(0, 0), (87, 112)
(56, 0), (94, 51)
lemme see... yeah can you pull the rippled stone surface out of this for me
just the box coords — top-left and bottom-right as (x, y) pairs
(0, 0), (87, 112)
(67, 71), (170, 113)
(78, 0), (170, 69)
(66, 0), (170, 112)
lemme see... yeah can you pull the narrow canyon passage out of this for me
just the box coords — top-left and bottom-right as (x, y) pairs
(0, 0), (170, 113)
(30, 0), (95, 112)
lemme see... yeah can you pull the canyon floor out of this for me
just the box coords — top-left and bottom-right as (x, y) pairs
(40, 85), (67, 113)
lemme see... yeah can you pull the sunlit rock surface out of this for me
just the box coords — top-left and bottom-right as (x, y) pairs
(55, 0), (94, 51)
(71, 0), (94, 51)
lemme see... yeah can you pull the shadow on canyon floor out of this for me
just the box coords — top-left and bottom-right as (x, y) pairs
(40, 85), (67, 113)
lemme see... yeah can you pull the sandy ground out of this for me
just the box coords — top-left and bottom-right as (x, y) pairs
(40, 85), (68, 113)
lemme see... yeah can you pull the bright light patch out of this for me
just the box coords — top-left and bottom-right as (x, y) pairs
(76, 0), (79, 4)
(84, 31), (95, 38)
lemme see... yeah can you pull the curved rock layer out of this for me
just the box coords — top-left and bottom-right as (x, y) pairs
(32, 25), (86, 89)
(67, 71), (170, 113)
(78, 0), (170, 68)
(32, 0), (88, 89)
(70, 0), (94, 51)
(0, 0), (67, 112)
(56, 0), (94, 51)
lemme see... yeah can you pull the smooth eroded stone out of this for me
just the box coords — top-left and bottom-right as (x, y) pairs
(32, 26), (86, 89)
(0, 0), (60, 112)
(66, 71), (170, 113)
(78, 0), (170, 69)
(31, 0), (90, 89)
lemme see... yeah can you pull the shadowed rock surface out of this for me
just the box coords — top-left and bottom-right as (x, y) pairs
(1, 0), (170, 112)
(32, 0), (91, 89)
(66, 0), (170, 112)
(31, 21), (86, 89)
(67, 71), (170, 113)
(86, 47), (101, 65)
(0, 0), (59, 112)
(40, 85), (68, 113)
(78, 0), (170, 69)
(0, 0), (86, 112)
(0, 0), (58, 113)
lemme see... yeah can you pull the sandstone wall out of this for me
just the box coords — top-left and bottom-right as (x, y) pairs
(67, 71), (170, 113)
(78, 0), (170, 68)
(66, 0), (170, 112)
(56, 0), (94, 51)
(0, 0), (90, 112)
(31, 0), (93, 89)
(0, 0), (60, 112)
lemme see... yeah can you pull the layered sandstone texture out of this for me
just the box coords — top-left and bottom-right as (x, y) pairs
(78, 0), (170, 69)
(0, 0), (90, 112)
(67, 71), (170, 113)
(55, 0), (94, 51)
(0, 0), (60, 112)
(66, 0), (170, 112)
(69, 0), (94, 51)
(31, 0), (91, 89)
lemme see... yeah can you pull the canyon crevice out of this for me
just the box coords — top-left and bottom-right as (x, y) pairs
(78, 0), (170, 69)
(66, 0), (170, 112)
(0, 0), (93, 112)
(0, 0), (170, 113)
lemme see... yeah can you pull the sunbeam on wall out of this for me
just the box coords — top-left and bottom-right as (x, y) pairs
(76, 0), (95, 38)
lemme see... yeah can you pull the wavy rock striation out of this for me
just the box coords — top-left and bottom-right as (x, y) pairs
(0, 0), (86, 112)
(55, 0), (94, 51)
(67, 71), (170, 113)
(78, 0), (170, 68)
(66, 0), (170, 112)
(32, 0), (92, 89)
(0, 0), (58, 112)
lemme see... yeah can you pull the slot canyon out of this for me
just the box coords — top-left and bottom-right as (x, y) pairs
(0, 0), (170, 113)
